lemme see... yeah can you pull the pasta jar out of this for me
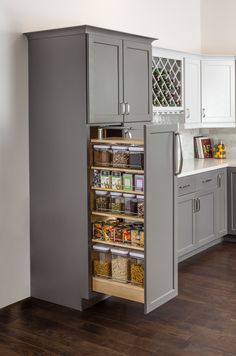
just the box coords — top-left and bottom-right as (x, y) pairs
(93, 145), (111, 167)
(111, 247), (130, 283)
(130, 251), (144, 287)
(110, 192), (123, 213)
(123, 193), (137, 215)
(112, 146), (129, 168)
(129, 146), (144, 169)
(95, 191), (109, 211)
(92, 244), (111, 279)
(111, 171), (122, 190)
(137, 195), (144, 218)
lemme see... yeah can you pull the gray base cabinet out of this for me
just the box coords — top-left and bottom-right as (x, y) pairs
(178, 169), (227, 260)
(228, 168), (236, 234)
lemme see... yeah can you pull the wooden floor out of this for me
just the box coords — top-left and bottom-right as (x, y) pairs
(1, 242), (236, 355)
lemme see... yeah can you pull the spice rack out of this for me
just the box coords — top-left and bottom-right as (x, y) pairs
(89, 134), (145, 303)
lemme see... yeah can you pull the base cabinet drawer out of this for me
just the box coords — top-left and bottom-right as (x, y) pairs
(196, 171), (218, 191)
(178, 176), (196, 196)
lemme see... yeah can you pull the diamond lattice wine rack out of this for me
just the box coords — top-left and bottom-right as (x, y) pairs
(152, 56), (182, 110)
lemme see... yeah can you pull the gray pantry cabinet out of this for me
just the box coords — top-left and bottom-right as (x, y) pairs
(178, 169), (227, 261)
(25, 25), (177, 314)
(228, 167), (236, 234)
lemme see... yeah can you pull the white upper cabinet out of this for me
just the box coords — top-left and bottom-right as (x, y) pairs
(201, 60), (235, 125)
(184, 58), (201, 126)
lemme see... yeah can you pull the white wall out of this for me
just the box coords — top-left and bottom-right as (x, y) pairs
(0, 0), (201, 308)
(0, 9), (30, 308)
(201, 0), (236, 54)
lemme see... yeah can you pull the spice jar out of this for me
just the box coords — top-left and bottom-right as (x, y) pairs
(93, 170), (101, 188)
(111, 171), (122, 190)
(110, 192), (123, 213)
(130, 251), (144, 287)
(111, 247), (130, 283)
(137, 195), (144, 218)
(112, 146), (129, 168)
(123, 194), (137, 215)
(101, 170), (111, 188)
(95, 191), (109, 211)
(93, 244), (111, 279)
(93, 145), (111, 167)
(129, 146), (144, 169)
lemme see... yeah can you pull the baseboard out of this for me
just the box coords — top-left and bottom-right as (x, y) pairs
(178, 237), (223, 263)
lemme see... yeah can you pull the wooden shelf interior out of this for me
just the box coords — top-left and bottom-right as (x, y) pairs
(91, 138), (144, 146)
(92, 277), (144, 303)
(91, 239), (144, 251)
(92, 211), (144, 222)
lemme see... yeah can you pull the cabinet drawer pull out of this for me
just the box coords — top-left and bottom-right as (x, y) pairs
(182, 184), (190, 189)
(120, 102), (125, 115)
(217, 174), (222, 188)
(125, 102), (130, 115)
(202, 178), (212, 184)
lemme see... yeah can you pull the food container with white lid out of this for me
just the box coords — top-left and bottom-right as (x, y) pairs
(130, 251), (144, 287)
(93, 145), (111, 167)
(123, 193), (137, 215)
(95, 190), (109, 211)
(137, 195), (144, 218)
(92, 244), (111, 279)
(111, 247), (130, 283)
(112, 145), (129, 168)
(129, 146), (144, 169)
(110, 192), (124, 213)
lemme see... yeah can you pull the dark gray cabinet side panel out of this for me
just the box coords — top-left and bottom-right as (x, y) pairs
(123, 41), (152, 123)
(144, 124), (177, 314)
(228, 168), (236, 235)
(87, 35), (123, 124)
(29, 34), (89, 310)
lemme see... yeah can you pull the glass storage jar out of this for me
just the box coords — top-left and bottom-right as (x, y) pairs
(111, 247), (130, 283)
(134, 175), (144, 192)
(137, 195), (144, 218)
(93, 145), (111, 167)
(130, 251), (144, 287)
(100, 170), (111, 188)
(131, 224), (140, 247)
(111, 171), (122, 190)
(95, 191), (109, 211)
(123, 193), (137, 215)
(123, 224), (132, 244)
(129, 146), (144, 169)
(92, 244), (111, 279)
(92, 170), (101, 188)
(114, 224), (123, 243)
(110, 192), (123, 213)
(102, 220), (116, 241)
(112, 146), (129, 168)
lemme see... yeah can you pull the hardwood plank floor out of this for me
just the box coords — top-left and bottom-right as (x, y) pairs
(1, 242), (236, 355)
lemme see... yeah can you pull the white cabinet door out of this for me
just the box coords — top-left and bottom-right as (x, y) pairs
(184, 58), (201, 125)
(201, 60), (235, 124)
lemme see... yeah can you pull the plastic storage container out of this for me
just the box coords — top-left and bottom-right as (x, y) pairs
(122, 173), (133, 191)
(134, 175), (144, 192)
(93, 244), (111, 279)
(137, 195), (144, 218)
(111, 171), (122, 190)
(123, 193), (137, 215)
(100, 170), (111, 188)
(129, 146), (144, 169)
(130, 251), (144, 287)
(110, 192), (123, 213)
(112, 146), (129, 168)
(93, 145), (111, 167)
(95, 191), (109, 211)
(93, 169), (101, 188)
(111, 247), (130, 283)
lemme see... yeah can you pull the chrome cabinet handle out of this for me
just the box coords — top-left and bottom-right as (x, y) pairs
(197, 198), (200, 212)
(125, 102), (130, 115)
(186, 108), (190, 119)
(193, 198), (197, 213)
(202, 178), (212, 183)
(174, 133), (183, 176)
(202, 108), (206, 118)
(217, 174), (222, 188)
(120, 102), (125, 115)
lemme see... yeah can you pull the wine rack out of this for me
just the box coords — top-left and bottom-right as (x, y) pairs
(152, 56), (182, 110)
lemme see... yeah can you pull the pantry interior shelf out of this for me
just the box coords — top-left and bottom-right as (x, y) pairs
(91, 138), (144, 146)
(92, 277), (144, 303)
(90, 186), (144, 195)
(92, 211), (144, 222)
(91, 166), (144, 174)
(91, 239), (144, 251)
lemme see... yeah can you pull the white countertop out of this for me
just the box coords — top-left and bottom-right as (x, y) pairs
(179, 158), (236, 178)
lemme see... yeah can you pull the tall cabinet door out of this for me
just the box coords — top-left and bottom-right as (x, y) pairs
(87, 35), (124, 124)
(144, 124), (177, 314)
(184, 58), (201, 125)
(123, 41), (152, 123)
(228, 168), (236, 235)
(201, 60), (235, 124)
